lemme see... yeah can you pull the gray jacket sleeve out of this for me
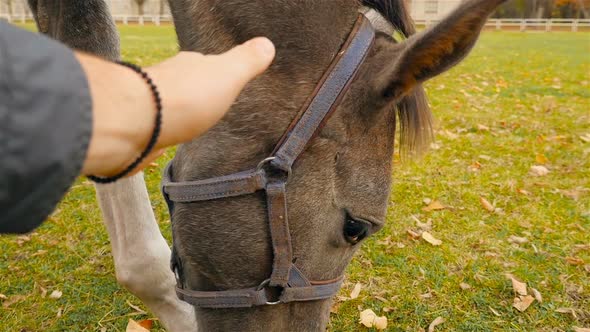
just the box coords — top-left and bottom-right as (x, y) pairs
(0, 22), (92, 234)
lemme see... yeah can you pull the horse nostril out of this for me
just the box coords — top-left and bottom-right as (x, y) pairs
(343, 216), (370, 245)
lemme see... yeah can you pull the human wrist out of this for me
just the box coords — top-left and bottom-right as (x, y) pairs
(79, 53), (155, 176)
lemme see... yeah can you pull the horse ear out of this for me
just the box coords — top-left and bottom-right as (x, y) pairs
(374, 0), (507, 101)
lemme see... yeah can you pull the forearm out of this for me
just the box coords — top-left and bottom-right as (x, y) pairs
(76, 53), (155, 177)
(77, 38), (275, 178)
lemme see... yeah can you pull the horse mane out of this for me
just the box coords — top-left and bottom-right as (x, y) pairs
(362, 0), (433, 155)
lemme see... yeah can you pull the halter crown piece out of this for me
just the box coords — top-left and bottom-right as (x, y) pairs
(162, 15), (376, 309)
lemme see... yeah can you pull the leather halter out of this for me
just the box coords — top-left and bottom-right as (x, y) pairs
(162, 15), (375, 309)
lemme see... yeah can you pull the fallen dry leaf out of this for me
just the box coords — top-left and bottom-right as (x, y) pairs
(507, 275), (528, 296)
(460, 282), (472, 290)
(573, 327), (590, 332)
(0, 294), (7, 300)
(508, 235), (529, 245)
(407, 229), (421, 239)
(517, 188), (531, 196)
(530, 165), (550, 176)
(412, 215), (433, 231)
(477, 124), (490, 131)
(374, 316), (388, 330)
(2, 295), (26, 308)
(535, 154), (549, 165)
(531, 288), (543, 303)
(127, 300), (148, 315)
(330, 302), (341, 314)
(480, 197), (495, 212)
(556, 307), (578, 318)
(49, 290), (63, 299)
(359, 309), (387, 330)
(383, 307), (393, 313)
(513, 295), (535, 312)
(359, 309), (377, 328)
(350, 283), (362, 300)
(489, 306), (502, 317)
(138, 320), (154, 330)
(422, 232), (442, 246)
(580, 133), (590, 143)
(566, 256), (585, 266)
(126, 319), (150, 332)
(422, 200), (446, 212)
(39, 286), (47, 298)
(428, 316), (445, 332)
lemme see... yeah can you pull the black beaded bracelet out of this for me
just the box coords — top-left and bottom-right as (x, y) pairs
(88, 61), (162, 184)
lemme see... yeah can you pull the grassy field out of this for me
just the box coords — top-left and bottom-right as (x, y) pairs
(1, 25), (589, 331)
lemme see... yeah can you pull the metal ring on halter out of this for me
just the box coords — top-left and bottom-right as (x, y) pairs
(256, 279), (282, 305)
(257, 157), (277, 171)
(257, 157), (293, 179)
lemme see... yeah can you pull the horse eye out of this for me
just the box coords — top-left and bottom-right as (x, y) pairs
(343, 217), (370, 245)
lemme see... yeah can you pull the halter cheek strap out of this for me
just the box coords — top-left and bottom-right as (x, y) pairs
(162, 15), (375, 308)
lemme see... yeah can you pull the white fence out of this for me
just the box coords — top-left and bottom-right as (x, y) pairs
(416, 18), (590, 32)
(1, 14), (589, 31)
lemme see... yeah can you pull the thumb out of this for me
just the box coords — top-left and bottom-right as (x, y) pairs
(217, 37), (276, 86)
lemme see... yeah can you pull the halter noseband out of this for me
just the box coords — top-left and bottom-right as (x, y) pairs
(162, 15), (375, 309)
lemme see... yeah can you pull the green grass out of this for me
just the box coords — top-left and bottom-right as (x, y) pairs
(1, 25), (589, 331)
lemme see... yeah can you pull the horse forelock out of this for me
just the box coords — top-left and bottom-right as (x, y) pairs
(360, 0), (433, 155)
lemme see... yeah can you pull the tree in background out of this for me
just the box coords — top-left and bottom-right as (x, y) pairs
(134, 0), (147, 16)
(494, 0), (590, 18)
(555, 0), (590, 18)
(494, 0), (554, 18)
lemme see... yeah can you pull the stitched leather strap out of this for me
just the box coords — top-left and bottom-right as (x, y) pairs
(271, 16), (375, 172)
(175, 264), (342, 308)
(162, 163), (267, 202)
(266, 181), (293, 286)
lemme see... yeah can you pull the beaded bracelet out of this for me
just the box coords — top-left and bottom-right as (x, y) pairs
(88, 61), (162, 184)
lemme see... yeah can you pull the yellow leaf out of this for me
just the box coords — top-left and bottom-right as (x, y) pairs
(513, 295), (535, 312)
(422, 200), (446, 212)
(428, 316), (445, 332)
(422, 232), (442, 246)
(138, 320), (154, 330)
(535, 154), (548, 164)
(479, 197), (495, 212)
(350, 283), (362, 300)
(566, 256), (585, 266)
(126, 319), (150, 332)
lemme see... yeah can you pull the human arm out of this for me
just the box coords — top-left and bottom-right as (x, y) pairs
(0, 22), (274, 233)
